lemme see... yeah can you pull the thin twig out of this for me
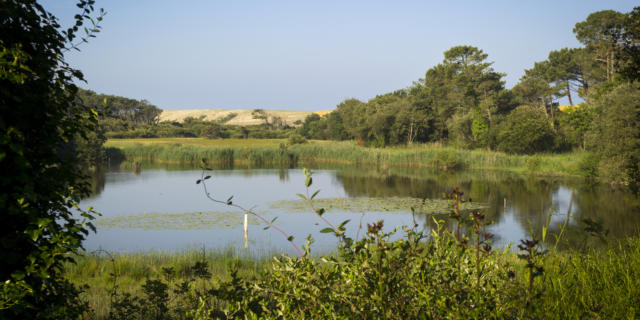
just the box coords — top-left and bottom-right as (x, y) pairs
(199, 170), (304, 258)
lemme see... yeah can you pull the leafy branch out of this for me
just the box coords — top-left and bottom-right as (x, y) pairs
(198, 160), (304, 258)
(297, 169), (351, 245)
(62, 0), (107, 52)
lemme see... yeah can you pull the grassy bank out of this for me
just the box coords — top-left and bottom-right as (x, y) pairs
(65, 236), (640, 319)
(64, 248), (271, 319)
(105, 138), (586, 177)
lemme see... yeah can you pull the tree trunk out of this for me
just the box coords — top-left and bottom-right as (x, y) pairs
(540, 97), (549, 117)
(550, 102), (555, 128)
(407, 122), (414, 145)
(566, 81), (573, 106)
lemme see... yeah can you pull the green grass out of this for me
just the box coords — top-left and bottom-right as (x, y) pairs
(64, 248), (271, 319)
(537, 238), (640, 318)
(65, 237), (640, 319)
(106, 138), (587, 177)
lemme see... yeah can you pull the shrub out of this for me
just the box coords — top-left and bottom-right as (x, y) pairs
(497, 106), (556, 154)
(201, 123), (226, 139)
(287, 133), (307, 145)
(587, 82), (640, 186)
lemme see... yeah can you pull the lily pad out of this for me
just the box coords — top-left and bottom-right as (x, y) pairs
(270, 197), (487, 214)
(96, 211), (261, 230)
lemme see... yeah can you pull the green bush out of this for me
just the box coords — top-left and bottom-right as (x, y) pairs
(578, 152), (599, 179)
(526, 155), (542, 171)
(587, 82), (640, 186)
(497, 106), (557, 154)
(287, 133), (307, 145)
(201, 123), (227, 139)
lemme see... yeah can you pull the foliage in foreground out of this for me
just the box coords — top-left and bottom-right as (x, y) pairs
(75, 221), (640, 319)
(1, 1), (103, 318)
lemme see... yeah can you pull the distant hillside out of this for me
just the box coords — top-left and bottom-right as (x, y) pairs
(159, 109), (332, 126)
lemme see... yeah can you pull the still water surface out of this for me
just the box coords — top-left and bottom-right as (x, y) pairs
(80, 163), (640, 256)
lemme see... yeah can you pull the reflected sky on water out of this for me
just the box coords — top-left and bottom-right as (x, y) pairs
(81, 163), (640, 256)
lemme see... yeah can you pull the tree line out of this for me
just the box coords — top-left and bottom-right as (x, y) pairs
(77, 7), (639, 185)
(298, 8), (639, 151)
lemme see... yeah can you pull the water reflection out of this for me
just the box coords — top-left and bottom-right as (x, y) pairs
(83, 161), (640, 254)
(332, 165), (640, 248)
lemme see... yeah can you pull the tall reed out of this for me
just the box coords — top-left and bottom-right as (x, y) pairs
(107, 139), (586, 177)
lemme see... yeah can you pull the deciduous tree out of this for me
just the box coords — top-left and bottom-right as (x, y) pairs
(0, 1), (104, 317)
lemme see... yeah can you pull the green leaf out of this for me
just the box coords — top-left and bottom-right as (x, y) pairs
(317, 208), (325, 216)
(339, 219), (351, 228)
(305, 176), (313, 187)
(204, 175), (212, 180)
(196, 179), (201, 184)
(297, 193), (307, 201)
(319, 228), (334, 234)
(311, 190), (320, 199)
(37, 218), (52, 228)
(271, 217), (278, 223)
(287, 236), (294, 242)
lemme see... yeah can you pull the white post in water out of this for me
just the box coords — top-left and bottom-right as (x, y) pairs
(504, 198), (507, 213)
(243, 213), (248, 249)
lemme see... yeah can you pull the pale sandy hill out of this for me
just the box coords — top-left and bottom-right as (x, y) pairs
(159, 109), (333, 126)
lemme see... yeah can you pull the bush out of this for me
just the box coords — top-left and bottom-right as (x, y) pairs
(287, 133), (307, 145)
(578, 152), (599, 179)
(587, 83), (640, 186)
(201, 123), (226, 139)
(497, 106), (556, 154)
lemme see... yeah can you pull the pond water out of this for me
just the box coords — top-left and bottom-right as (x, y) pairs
(80, 162), (640, 256)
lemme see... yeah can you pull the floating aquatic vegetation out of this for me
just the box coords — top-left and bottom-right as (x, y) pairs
(96, 211), (261, 230)
(270, 197), (487, 214)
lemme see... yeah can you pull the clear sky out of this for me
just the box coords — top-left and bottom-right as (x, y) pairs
(44, 1), (638, 110)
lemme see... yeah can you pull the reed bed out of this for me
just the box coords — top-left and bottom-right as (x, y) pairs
(106, 138), (586, 177)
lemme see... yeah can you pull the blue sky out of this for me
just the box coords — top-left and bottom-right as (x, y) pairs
(44, 1), (638, 110)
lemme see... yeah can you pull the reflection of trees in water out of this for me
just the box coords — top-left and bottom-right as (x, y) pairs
(87, 168), (106, 197)
(334, 166), (640, 247)
(335, 168), (559, 228)
(557, 184), (640, 249)
(278, 168), (290, 182)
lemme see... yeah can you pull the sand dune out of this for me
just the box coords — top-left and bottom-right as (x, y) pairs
(159, 109), (333, 126)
